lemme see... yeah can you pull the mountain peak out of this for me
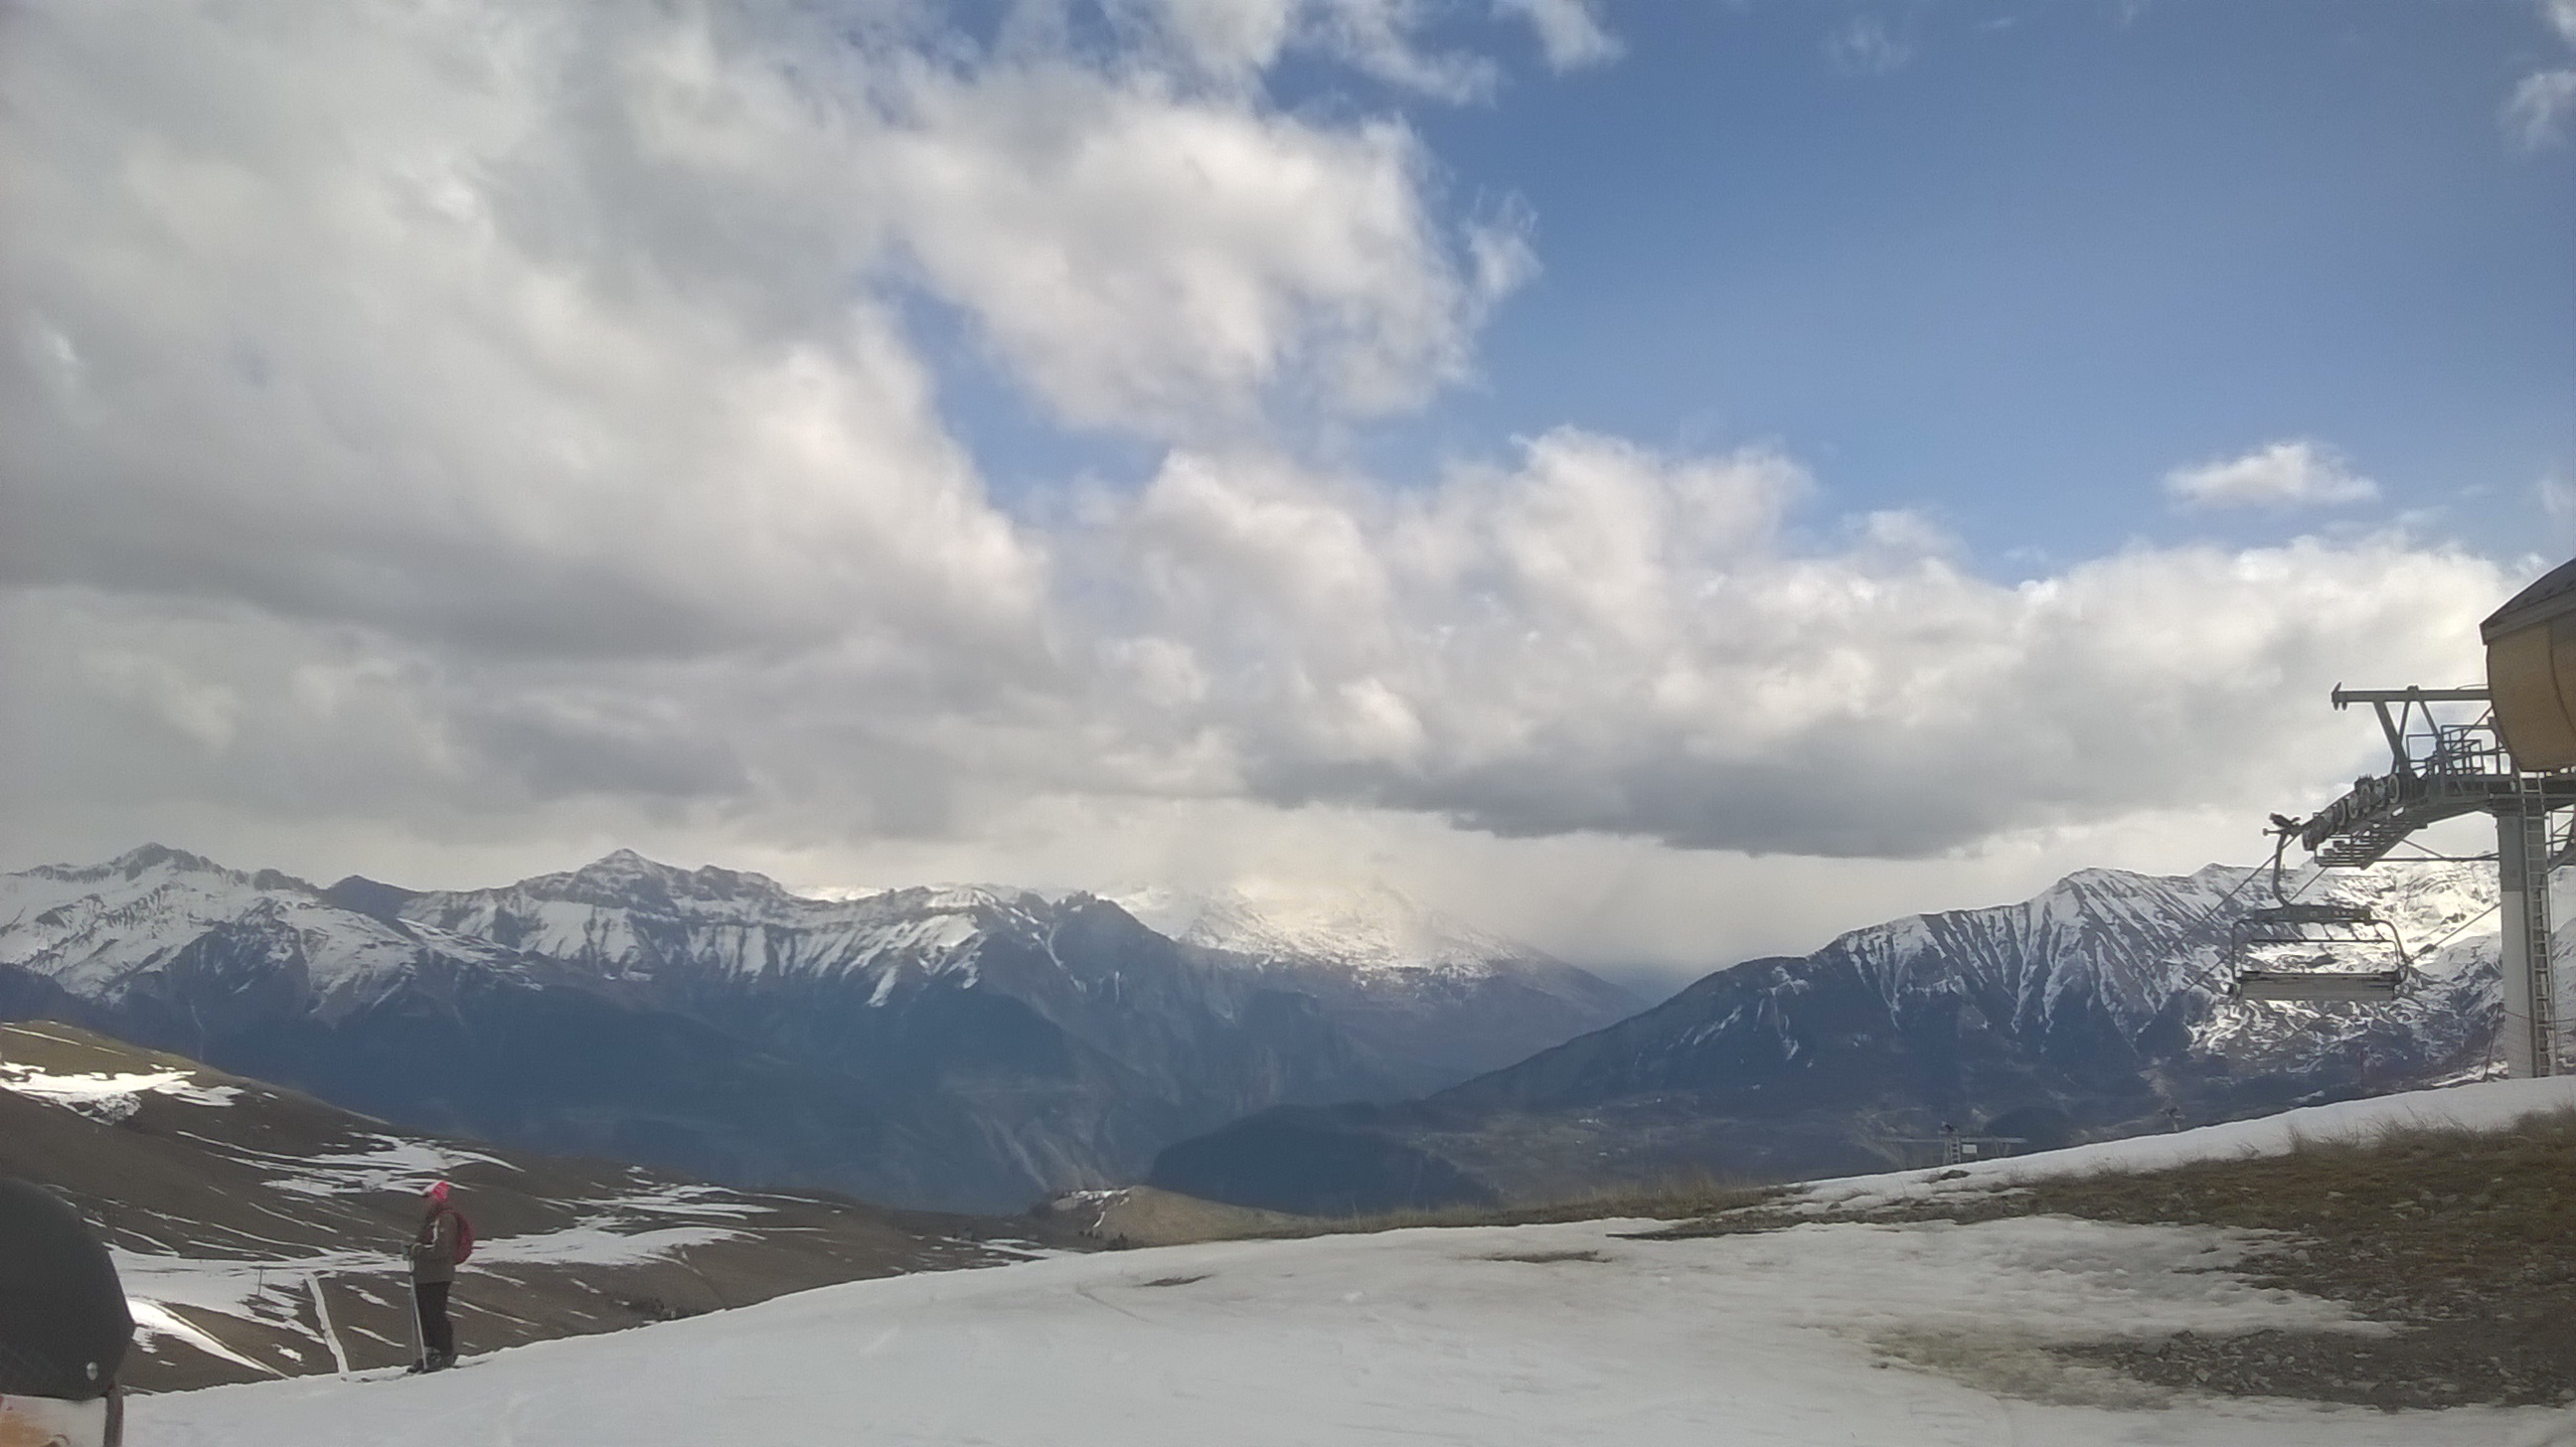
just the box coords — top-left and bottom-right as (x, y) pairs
(109, 843), (224, 878)
(577, 848), (660, 878)
(320, 875), (421, 925)
(536, 850), (792, 906)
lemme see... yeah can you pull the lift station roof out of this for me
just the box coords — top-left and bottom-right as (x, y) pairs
(2483, 556), (2576, 772)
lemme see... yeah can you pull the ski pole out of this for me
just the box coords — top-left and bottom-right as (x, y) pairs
(404, 1269), (425, 1373)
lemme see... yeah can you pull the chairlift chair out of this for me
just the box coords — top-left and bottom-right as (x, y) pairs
(2223, 827), (2415, 1005)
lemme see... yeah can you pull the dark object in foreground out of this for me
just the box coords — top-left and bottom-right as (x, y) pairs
(0, 1174), (129, 1446)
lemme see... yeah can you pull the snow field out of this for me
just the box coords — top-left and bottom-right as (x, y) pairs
(0, 1059), (241, 1122)
(1792, 1074), (2576, 1215)
(130, 1076), (2576, 1446)
(132, 1209), (2574, 1447)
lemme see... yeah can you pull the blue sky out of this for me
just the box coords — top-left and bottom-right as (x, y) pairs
(959, 1), (2576, 570)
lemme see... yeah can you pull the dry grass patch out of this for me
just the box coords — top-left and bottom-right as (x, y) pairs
(1646, 1107), (2576, 1408)
(1255, 1175), (1780, 1241)
(2018, 1109), (2576, 1407)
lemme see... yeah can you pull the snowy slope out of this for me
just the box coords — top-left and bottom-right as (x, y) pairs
(1792, 1073), (2576, 1214)
(0, 1021), (1019, 1390)
(133, 1078), (2576, 1445)
(1806, 860), (2504, 1072)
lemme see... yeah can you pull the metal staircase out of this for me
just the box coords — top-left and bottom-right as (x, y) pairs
(2513, 771), (2559, 1077)
(2315, 817), (2414, 868)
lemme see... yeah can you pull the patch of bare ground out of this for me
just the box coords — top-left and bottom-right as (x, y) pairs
(1031, 1185), (1306, 1249)
(2025, 1110), (2576, 1409)
(1253, 1175), (1779, 1241)
(1480, 1248), (1606, 1264)
(1662, 1108), (2576, 1408)
(1059, 1176), (1784, 1249)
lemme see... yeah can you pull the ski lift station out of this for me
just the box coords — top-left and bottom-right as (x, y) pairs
(2244, 558), (2576, 1077)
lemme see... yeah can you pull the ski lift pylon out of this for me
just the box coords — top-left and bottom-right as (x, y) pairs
(2225, 823), (2413, 1004)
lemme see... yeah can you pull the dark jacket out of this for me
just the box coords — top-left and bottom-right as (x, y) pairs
(409, 1207), (459, 1286)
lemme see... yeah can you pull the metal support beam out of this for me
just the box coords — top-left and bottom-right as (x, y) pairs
(2495, 785), (2559, 1078)
(2331, 686), (2493, 705)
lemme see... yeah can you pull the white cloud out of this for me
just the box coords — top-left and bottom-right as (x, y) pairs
(2505, 70), (2576, 148)
(1494, 0), (1623, 72)
(1116, 0), (1504, 101)
(0, 0), (1535, 673)
(2539, 476), (2576, 541)
(1089, 433), (2498, 855)
(2162, 440), (2379, 511)
(1826, 16), (1911, 77)
(876, 64), (1496, 429)
(2504, 1), (2576, 148)
(2548, 0), (2576, 47)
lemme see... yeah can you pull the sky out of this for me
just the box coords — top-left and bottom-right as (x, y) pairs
(4, 0), (2572, 996)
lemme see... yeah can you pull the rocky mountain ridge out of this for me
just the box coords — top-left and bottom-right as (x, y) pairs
(1149, 860), (2531, 1214)
(0, 846), (1636, 1211)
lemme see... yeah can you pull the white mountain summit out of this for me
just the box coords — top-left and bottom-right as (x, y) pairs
(1108, 880), (1559, 977)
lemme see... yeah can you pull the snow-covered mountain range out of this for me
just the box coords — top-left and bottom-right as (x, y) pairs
(14, 844), (2544, 1221)
(1150, 861), (2546, 1213)
(0, 846), (1637, 1211)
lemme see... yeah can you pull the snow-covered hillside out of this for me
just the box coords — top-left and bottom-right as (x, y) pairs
(1788, 1073), (2576, 1213)
(1814, 860), (2507, 1073)
(131, 1079), (2576, 1447)
(0, 1021), (1024, 1390)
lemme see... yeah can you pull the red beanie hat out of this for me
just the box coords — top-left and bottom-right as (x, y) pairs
(425, 1181), (451, 1205)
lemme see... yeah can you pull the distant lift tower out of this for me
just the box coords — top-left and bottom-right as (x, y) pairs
(2279, 559), (2576, 1078)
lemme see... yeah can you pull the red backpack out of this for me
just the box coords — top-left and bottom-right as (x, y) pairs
(447, 1209), (475, 1264)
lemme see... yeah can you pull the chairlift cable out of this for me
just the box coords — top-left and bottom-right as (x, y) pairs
(2404, 900), (2500, 961)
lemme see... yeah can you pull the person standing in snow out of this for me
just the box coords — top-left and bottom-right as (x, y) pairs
(407, 1181), (462, 1371)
